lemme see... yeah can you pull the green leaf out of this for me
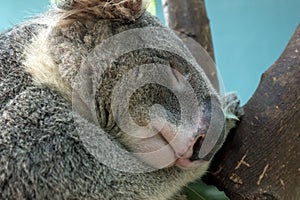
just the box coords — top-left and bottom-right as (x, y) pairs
(183, 179), (230, 200)
(226, 111), (239, 121)
(147, 0), (157, 16)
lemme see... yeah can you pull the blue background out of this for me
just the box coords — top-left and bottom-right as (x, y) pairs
(1, 0), (299, 105)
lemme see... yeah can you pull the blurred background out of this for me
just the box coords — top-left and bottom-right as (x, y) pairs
(0, 0), (299, 105)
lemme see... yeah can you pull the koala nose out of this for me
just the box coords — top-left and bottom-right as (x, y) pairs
(189, 98), (225, 162)
(143, 97), (225, 169)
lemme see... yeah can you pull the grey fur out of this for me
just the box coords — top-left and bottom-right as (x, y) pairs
(0, 4), (241, 200)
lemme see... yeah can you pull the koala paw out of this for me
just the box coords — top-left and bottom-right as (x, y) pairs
(222, 92), (244, 133)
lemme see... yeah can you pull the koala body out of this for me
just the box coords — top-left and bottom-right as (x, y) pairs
(0, 1), (242, 199)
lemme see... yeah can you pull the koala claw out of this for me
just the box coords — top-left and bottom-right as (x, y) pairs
(222, 92), (244, 133)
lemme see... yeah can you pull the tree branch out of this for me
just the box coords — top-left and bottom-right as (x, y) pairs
(163, 0), (219, 91)
(165, 0), (300, 199)
(205, 24), (300, 200)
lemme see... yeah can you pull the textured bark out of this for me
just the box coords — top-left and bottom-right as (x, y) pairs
(165, 1), (300, 199)
(163, 0), (219, 91)
(205, 24), (300, 200)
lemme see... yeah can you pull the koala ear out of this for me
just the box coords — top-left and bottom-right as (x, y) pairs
(53, 0), (149, 21)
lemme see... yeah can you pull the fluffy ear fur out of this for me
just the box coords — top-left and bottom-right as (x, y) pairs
(53, 0), (149, 21)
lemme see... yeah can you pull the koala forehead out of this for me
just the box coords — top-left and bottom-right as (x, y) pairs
(96, 48), (211, 105)
(60, 14), (212, 96)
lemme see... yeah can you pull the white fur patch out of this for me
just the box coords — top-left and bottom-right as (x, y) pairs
(23, 26), (72, 99)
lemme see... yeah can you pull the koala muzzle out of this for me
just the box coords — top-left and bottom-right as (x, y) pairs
(154, 98), (225, 169)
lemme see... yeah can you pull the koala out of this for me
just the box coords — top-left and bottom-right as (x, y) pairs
(0, 0), (243, 199)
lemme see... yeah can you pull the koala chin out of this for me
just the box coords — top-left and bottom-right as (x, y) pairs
(0, 0), (242, 199)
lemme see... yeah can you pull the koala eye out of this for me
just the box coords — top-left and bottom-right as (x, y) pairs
(169, 61), (183, 83)
(96, 100), (120, 135)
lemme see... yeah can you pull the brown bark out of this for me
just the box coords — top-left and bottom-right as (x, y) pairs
(163, 0), (219, 91)
(164, 1), (300, 199)
(205, 24), (300, 200)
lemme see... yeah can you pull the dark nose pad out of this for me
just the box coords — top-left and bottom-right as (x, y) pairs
(190, 97), (226, 161)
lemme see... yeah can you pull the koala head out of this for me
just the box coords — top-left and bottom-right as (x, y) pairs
(26, 0), (226, 172)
